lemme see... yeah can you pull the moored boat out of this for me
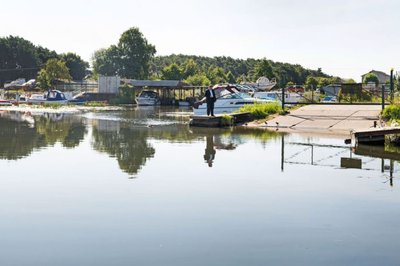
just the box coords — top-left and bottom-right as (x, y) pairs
(136, 90), (160, 106)
(27, 90), (68, 105)
(193, 84), (272, 116)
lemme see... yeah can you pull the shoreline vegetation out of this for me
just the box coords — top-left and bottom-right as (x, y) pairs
(1, 27), (340, 92)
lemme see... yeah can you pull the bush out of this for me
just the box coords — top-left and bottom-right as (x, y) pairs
(382, 105), (400, 121)
(238, 102), (282, 119)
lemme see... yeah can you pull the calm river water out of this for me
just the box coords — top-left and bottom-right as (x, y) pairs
(0, 106), (399, 266)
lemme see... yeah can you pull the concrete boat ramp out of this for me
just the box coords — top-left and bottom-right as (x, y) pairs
(263, 105), (382, 135)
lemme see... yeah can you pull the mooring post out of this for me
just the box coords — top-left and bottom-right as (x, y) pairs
(390, 68), (394, 104)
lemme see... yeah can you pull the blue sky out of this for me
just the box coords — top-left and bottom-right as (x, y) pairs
(1, 0), (399, 80)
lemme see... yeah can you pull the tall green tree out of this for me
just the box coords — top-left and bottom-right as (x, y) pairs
(161, 63), (183, 80)
(62, 53), (89, 80)
(37, 58), (72, 89)
(92, 46), (120, 76)
(117, 27), (156, 79)
(0, 36), (40, 86)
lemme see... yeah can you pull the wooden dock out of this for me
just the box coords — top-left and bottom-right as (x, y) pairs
(190, 112), (252, 127)
(352, 127), (400, 144)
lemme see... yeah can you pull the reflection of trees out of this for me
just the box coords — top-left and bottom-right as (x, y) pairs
(0, 117), (46, 160)
(34, 115), (87, 148)
(92, 123), (155, 176)
(0, 112), (86, 160)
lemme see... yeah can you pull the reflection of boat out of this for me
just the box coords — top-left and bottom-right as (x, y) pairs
(0, 100), (12, 106)
(136, 90), (160, 106)
(27, 90), (68, 104)
(193, 85), (271, 116)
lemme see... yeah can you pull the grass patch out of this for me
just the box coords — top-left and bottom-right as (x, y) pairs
(382, 105), (400, 121)
(220, 114), (233, 127)
(238, 102), (282, 119)
(84, 101), (108, 107)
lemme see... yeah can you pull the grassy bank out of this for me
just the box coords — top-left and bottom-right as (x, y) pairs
(382, 105), (400, 121)
(238, 102), (282, 119)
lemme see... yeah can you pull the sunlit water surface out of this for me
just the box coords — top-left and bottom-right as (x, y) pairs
(0, 106), (399, 266)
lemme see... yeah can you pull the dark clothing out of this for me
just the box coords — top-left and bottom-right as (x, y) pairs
(204, 89), (216, 116)
(204, 135), (216, 167)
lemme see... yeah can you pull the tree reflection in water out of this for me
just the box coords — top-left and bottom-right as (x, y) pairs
(91, 120), (155, 176)
(0, 111), (86, 160)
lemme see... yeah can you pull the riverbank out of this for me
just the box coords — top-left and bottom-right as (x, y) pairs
(244, 104), (383, 138)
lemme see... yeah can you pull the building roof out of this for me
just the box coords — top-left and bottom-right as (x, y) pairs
(131, 80), (188, 88)
(362, 70), (390, 77)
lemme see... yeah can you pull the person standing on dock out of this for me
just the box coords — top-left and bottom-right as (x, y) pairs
(204, 85), (216, 116)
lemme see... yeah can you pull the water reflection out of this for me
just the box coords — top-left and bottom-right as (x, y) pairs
(0, 111), (86, 160)
(91, 119), (155, 177)
(204, 135), (216, 167)
(2, 108), (400, 184)
(282, 136), (399, 187)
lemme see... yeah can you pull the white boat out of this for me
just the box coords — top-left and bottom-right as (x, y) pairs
(136, 90), (160, 106)
(193, 85), (272, 116)
(240, 77), (277, 91)
(27, 90), (68, 104)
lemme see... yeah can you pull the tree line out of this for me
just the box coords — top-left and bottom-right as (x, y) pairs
(1, 27), (347, 89)
(0, 36), (88, 88)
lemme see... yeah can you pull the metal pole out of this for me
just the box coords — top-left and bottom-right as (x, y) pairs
(382, 85), (385, 110)
(281, 86), (285, 110)
(390, 69), (394, 103)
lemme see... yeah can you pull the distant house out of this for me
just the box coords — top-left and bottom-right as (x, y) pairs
(361, 70), (390, 84)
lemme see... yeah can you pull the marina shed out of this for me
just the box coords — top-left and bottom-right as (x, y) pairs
(131, 80), (205, 105)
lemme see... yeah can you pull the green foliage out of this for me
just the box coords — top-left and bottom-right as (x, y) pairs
(151, 54), (330, 87)
(0, 36), (40, 86)
(207, 66), (227, 84)
(37, 58), (72, 89)
(62, 52), (89, 80)
(226, 71), (236, 83)
(184, 74), (211, 86)
(109, 84), (135, 104)
(182, 59), (199, 78)
(93, 27), (156, 79)
(254, 59), (273, 80)
(161, 63), (183, 80)
(305, 76), (318, 90)
(238, 102), (282, 119)
(84, 101), (107, 107)
(220, 115), (233, 127)
(286, 81), (295, 87)
(117, 27), (156, 79)
(92, 47), (119, 76)
(382, 105), (400, 121)
(363, 73), (379, 85)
